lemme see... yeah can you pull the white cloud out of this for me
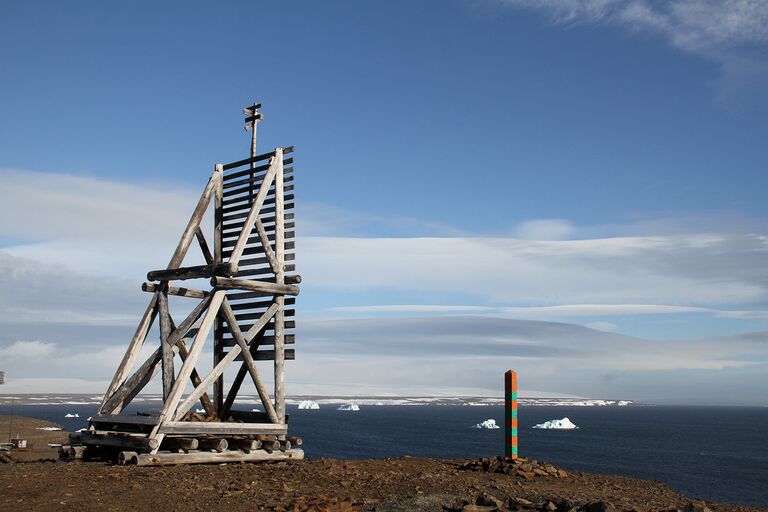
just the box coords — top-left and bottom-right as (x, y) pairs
(515, 219), (575, 240)
(497, 0), (768, 104)
(0, 340), (55, 359)
(585, 321), (618, 331)
(301, 234), (768, 305)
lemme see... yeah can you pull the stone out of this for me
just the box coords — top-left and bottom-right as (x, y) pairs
(477, 493), (505, 509)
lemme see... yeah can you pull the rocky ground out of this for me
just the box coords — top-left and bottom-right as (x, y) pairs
(0, 416), (765, 512)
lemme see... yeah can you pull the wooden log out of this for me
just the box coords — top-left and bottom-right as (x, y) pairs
(142, 282), (209, 299)
(227, 438), (262, 452)
(158, 290), (225, 427)
(167, 168), (222, 269)
(158, 422), (287, 436)
(211, 277), (299, 296)
(79, 431), (159, 451)
(213, 163), (224, 415)
(286, 435), (303, 446)
(221, 146), (294, 172)
(134, 447), (303, 466)
(198, 438), (228, 452)
(195, 226), (214, 265)
(219, 298), (279, 423)
(227, 152), (280, 267)
(68, 445), (86, 460)
(274, 148), (286, 426)
(259, 439), (280, 452)
(280, 440), (291, 451)
(174, 303), (278, 420)
(157, 288), (174, 400)
(147, 262), (237, 282)
(118, 451), (139, 466)
(170, 316), (215, 417)
(99, 292), (159, 413)
(161, 437), (199, 451)
(253, 216), (280, 273)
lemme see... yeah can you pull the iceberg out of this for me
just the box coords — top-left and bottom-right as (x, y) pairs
(298, 400), (320, 410)
(64, 413), (79, 418)
(36, 426), (63, 431)
(337, 403), (360, 411)
(472, 419), (500, 429)
(195, 408), (205, 413)
(532, 417), (578, 429)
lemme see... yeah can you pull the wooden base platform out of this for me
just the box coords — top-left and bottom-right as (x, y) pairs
(119, 448), (304, 466)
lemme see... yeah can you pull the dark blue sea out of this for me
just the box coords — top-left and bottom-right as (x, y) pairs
(2, 403), (766, 507)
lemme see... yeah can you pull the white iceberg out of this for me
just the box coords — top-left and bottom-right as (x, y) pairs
(472, 419), (500, 429)
(532, 417), (578, 429)
(298, 400), (320, 410)
(64, 413), (79, 418)
(36, 427), (63, 431)
(337, 403), (360, 411)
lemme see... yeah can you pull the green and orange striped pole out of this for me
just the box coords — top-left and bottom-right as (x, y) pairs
(505, 370), (518, 459)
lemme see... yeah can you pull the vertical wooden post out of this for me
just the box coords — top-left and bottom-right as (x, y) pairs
(274, 148), (285, 424)
(505, 370), (518, 459)
(213, 163), (224, 416)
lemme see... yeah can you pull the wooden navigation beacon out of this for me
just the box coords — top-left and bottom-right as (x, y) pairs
(75, 104), (303, 466)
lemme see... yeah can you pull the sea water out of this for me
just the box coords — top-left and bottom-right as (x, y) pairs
(1, 403), (766, 507)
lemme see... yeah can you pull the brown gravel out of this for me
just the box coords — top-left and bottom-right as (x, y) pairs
(0, 416), (764, 512)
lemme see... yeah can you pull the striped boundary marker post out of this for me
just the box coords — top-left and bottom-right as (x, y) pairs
(505, 370), (518, 459)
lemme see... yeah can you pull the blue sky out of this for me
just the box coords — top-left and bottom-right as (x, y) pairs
(1, 0), (767, 403)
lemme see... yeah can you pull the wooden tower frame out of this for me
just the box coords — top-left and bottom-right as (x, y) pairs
(76, 104), (302, 466)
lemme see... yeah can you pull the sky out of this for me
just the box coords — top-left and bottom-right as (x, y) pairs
(0, 0), (767, 404)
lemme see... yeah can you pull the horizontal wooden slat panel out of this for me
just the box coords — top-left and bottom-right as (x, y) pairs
(224, 168), (294, 192)
(222, 181), (294, 209)
(233, 349), (295, 362)
(235, 264), (295, 279)
(222, 159), (293, 189)
(223, 169), (294, 200)
(222, 220), (294, 239)
(222, 335), (295, 347)
(222, 203), (294, 223)
(225, 288), (295, 302)
(221, 230), (295, 249)
(223, 213), (294, 234)
(223, 241), (294, 258)
(227, 297), (295, 310)
(222, 146), (294, 172)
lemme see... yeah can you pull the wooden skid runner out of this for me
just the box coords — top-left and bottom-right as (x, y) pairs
(122, 448), (304, 466)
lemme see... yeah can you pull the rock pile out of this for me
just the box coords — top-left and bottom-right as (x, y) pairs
(458, 457), (569, 479)
(444, 494), (714, 512)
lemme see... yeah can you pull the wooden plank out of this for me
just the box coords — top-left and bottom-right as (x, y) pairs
(235, 264), (295, 278)
(167, 167), (221, 269)
(99, 292), (159, 413)
(222, 192), (295, 213)
(252, 217), (279, 273)
(227, 152), (280, 266)
(219, 298), (279, 423)
(157, 288), (175, 399)
(142, 282), (208, 299)
(274, 148), (286, 424)
(158, 422), (288, 436)
(91, 414), (160, 426)
(79, 431), (159, 451)
(248, 349), (294, 361)
(228, 253), (294, 270)
(131, 447), (303, 466)
(222, 221), (295, 240)
(147, 262), (237, 282)
(211, 277), (299, 296)
(221, 146), (294, 172)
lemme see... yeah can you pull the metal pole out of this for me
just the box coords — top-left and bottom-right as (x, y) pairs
(505, 370), (518, 459)
(8, 397), (14, 444)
